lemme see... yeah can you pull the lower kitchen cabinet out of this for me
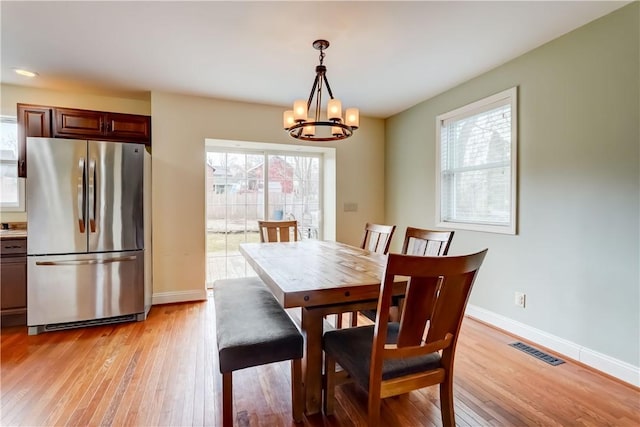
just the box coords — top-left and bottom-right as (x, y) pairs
(1, 238), (27, 327)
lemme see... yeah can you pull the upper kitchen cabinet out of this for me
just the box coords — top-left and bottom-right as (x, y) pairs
(17, 103), (151, 178)
(17, 104), (53, 177)
(53, 108), (151, 144)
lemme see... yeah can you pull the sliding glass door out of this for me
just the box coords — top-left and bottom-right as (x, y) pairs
(206, 148), (322, 285)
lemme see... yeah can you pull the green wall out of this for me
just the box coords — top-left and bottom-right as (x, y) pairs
(386, 3), (639, 366)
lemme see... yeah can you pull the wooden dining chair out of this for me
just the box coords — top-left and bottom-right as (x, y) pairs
(258, 220), (298, 243)
(338, 222), (396, 328)
(323, 249), (488, 426)
(361, 226), (455, 323)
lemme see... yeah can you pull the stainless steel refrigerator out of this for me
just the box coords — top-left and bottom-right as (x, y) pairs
(26, 137), (151, 335)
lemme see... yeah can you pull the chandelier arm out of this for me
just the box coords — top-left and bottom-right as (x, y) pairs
(315, 72), (323, 122)
(322, 74), (335, 100)
(306, 75), (320, 112)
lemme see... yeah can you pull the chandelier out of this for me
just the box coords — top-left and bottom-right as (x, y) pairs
(283, 40), (359, 142)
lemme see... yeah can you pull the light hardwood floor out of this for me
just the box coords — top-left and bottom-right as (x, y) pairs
(1, 297), (638, 426)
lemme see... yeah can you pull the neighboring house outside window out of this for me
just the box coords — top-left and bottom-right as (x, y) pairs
(435, 87), (518, 234)
(0, 116), (25, 212)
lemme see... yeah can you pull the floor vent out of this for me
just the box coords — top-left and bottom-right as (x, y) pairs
(44, 314), (137, 332)
(509, 342), (565, 366)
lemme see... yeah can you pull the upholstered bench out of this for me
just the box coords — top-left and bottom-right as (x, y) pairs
(213, 277), (304, 426)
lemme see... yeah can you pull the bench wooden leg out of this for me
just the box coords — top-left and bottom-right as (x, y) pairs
(291, 358), (303, 423)
(222, 372), (233, 427)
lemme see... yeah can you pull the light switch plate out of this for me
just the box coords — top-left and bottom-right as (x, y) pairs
(344, 202), (358, 212)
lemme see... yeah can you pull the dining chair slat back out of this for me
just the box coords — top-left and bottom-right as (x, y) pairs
(323, 249), (489, 426)
(360, 223), (396, 255)
(402, 227), (454, 256)
(258, 220), (298, 243)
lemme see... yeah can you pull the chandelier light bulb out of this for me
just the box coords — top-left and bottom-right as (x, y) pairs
(345, 108), (360, 129)
(327, 99), (342, 121)
(283, 110), (295, 129)
(303, 120), (316, 137)
(293, 100), (307, 122)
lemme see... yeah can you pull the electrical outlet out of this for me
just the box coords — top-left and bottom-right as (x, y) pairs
(514, 292), (526, 308)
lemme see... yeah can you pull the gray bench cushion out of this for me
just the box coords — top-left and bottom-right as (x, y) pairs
(213, 277), (303, 373)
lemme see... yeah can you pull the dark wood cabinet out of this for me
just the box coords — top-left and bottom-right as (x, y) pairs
(54, 108), (151, 143)
(1, 238), (27, 327)
(17, 104), (53, 178)
(17, 103), (151, 178)
(53, 108), (104, 138)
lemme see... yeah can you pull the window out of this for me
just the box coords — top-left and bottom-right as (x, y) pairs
(1, 116), (25, 212)
(204, 138), (336, 284)
(436, 87), (517, 234)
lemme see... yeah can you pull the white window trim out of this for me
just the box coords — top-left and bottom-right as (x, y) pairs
(0, 160), (25, 212)
(0, 116), (25, 213)
(435, 87), (518, 235)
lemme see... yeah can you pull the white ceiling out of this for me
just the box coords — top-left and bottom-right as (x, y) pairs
(1, 1), (630, 118)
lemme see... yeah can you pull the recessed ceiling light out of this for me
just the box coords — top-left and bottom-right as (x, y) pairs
(13, 68), (38, 78)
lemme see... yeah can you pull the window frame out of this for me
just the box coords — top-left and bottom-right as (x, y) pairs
(435, 87), (518, 235)
(0, 116), (25, 212)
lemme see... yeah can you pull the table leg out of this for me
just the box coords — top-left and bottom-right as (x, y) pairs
(301, 306), (324, 414)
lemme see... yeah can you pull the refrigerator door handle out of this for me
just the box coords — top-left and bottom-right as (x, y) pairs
(88, 158), (96, 232)
(35, 255), (138, 266)
(77, 158), (86, 233)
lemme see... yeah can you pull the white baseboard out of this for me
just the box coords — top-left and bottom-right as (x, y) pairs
(152, 289), (208, 306)
(465, 304), (640, 388)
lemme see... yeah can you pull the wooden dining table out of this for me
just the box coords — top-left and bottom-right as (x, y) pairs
(239, 239), (406, 415)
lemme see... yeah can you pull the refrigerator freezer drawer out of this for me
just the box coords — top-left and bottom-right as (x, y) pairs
(27, 251), (144, 328)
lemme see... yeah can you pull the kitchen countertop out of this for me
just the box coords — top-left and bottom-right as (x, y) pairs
(0, 229), (27, 240)
(0, 222), (27, 240)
